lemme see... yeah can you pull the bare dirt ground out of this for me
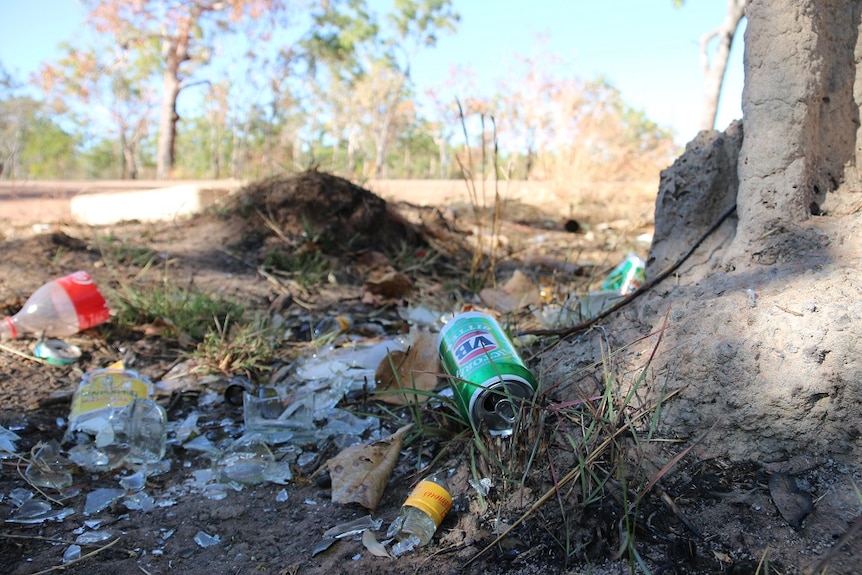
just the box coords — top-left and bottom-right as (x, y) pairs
(0, 170), (859, 575)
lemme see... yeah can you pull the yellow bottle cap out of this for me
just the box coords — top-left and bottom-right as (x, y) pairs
(403, 479), (453, 526)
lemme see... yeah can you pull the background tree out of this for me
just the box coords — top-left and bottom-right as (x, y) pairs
(38, 42), (156, 179)
(0, 67), (79, 179)
(484, 48), (676, 184)
(302, 0), (458, 178)
(676, 0), (747, 131)
(83, 0), (288, 179)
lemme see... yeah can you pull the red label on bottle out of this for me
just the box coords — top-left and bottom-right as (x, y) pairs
(55, 271), (110, 330)
(2, 316), (18, 339)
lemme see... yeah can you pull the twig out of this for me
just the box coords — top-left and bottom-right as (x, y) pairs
(657, 487), (702, 538)
(521, 203), (738, 340)
(775, 304), (803, 317)
(0, 342), (49, 365)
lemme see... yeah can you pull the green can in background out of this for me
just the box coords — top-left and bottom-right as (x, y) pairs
(438, 311), (537, 436)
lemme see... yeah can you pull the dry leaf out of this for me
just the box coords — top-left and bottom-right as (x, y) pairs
(361, 529), (392, 558)
(478, 287), (518, 312)
(480, 270), (540, 312)
(327, 424), (413, 511)
(363, 270), (413, 300)
(358, 251), (391, 270)
(374, 329), (439, 405)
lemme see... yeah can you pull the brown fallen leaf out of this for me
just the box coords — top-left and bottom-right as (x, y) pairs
(363, 270), (413, 300)
(327, 423), (413, 511)
(374, 328), (440, 405)
(480, 270), (540, 312)
(357, 251), (391, 270)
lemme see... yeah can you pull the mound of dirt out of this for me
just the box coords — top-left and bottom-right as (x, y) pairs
(225, 169), (426, 254)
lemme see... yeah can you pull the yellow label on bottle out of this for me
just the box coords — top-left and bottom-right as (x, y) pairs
(403, 480), (453, 526)
(69, 369), (151, 425)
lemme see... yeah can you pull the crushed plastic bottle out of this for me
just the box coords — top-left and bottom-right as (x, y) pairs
(0, 271), (110, 340)
(600, 253), (646, 296)
(64, 368), (167, 471)
(388, 473), (452, 550)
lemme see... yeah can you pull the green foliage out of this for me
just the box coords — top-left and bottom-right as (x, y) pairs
(111, 279), (245, 342)
(304, 0), (380, 73)
(14, 109), (78, 179)
(390, 0), (460, 47)
(191, 313), (278, 376)
(7, 0), (678, 186)
(81, 138), (122, 178)
(96, 233), (159, 267)
(263, 247), (332, 289)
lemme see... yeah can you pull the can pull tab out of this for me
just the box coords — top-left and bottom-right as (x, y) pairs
(490, 395), (517, 423)
(483, 391), (519, 425)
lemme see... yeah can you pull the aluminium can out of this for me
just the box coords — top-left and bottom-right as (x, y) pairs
(438, 311), (537, 436)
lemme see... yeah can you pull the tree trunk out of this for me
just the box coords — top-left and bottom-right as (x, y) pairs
(155, 21), (191, 181)
(731, 0), (862, 258)
(121, 136), (138, 180)
(699, 0), (746, 131)
(373, 113), (391, 178)
(155, 69), (181, 180)
(347, 132), (357, 175)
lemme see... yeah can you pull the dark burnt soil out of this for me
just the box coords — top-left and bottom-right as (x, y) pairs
(0, 170), (856, 575)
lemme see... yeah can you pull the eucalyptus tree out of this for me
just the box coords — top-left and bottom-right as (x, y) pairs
(301, 0), (459, 177)
(80, 0), (289, 179)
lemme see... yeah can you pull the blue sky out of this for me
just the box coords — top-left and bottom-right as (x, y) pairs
(0, 1), (744, 146)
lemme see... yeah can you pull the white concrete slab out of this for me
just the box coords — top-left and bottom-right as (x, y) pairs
(70, 184), (239, 225)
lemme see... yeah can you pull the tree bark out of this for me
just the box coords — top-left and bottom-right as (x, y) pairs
(156, 59), (182, 180)
(155, 17), (192, 180)
(699, 0), (746, 131)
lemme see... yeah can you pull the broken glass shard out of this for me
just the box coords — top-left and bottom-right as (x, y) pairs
(67, 441), (130, 473)
(173, 411), (200, 443)
(119, 470), (146, 492)
(216, 433), (274, 485)
(0, 425), (21, 457)
(75, 530), (112, 544)
(7, 499), (75, 524)
(183, 435), (218, 455)
(262, 460), (293, 484)
(323, 515), (382, 539)
(311, 537), (337, 557)
(25, 441), (75, 490)
(201, 485), (229, 501)
(390, 534), (420, 557)
(111, 398), (167, 464)
(124, 492), (155, 511)
(194, 530), (220, 548)
(63, 545), (82, 563)
(84, 488), (125, 515)
(9, 488), (34, 507)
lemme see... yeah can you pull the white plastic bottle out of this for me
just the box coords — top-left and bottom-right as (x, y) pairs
(393, 474), (452, 547)
(0, 271), (110, 340)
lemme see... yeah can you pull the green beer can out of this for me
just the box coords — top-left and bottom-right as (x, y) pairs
(438, 311), (537, 436)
